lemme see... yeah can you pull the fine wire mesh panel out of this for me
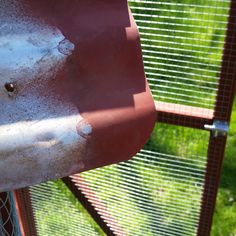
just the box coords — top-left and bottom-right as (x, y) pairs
(80, 124), (209, 236)
(129, 0), (230, 109)
(29, 181), (104, 236)
(0, 192), (21, 236)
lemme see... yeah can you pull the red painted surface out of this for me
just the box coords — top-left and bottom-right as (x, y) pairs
(26, 0), (156, 169)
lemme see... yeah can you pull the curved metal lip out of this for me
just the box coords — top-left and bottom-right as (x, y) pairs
(0, 0), (156, 192)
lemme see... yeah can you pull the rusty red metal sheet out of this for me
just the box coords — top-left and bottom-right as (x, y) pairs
(0, 0), (156, 191)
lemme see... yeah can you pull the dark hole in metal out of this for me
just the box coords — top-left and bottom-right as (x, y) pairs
(4, 82), (15, 93)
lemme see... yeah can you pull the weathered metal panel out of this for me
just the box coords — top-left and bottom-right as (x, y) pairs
(0, 0), (156, 191)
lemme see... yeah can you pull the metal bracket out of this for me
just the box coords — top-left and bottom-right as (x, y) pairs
(204, 120), (229, 137)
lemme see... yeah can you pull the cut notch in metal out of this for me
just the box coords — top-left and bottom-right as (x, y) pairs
(204, 120), (229, 137)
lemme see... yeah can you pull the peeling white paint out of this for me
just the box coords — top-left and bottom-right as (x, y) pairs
(0, 115), (82, 151)
(0, 0), (92, 191)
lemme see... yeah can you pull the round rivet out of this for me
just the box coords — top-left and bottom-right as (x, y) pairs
(76, 120), (92, 138)
(57, 39), (75, 56)
(4, 82), (15, 92)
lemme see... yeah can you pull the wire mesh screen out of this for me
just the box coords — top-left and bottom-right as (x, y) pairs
(78, 124), (209, 236)
(129, 0), (230, 109)
(0, 192), (21, 236)
(29, 181), (104, 236)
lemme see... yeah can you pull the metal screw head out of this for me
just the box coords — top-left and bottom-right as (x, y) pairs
(4, 82), (15, 93)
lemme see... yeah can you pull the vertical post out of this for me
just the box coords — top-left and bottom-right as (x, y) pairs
(197, 136), (227, 236)
(214, 0), (236, 122)
(197, 0), (236, 235)
(14, 188), (38, 236)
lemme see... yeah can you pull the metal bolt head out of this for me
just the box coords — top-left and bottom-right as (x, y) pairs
(4, 82), (15, 93)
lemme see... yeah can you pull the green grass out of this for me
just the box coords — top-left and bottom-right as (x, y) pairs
(30, 180), (105, 236)
(79, 124), (210, 235)
(32, 102), (235, 235)
(130, 0), (230, 109)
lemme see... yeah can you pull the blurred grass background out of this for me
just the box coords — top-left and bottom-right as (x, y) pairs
(130, 0), (229, 109)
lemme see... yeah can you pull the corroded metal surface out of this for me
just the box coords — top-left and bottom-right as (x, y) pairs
(0, 0), (156, 191)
